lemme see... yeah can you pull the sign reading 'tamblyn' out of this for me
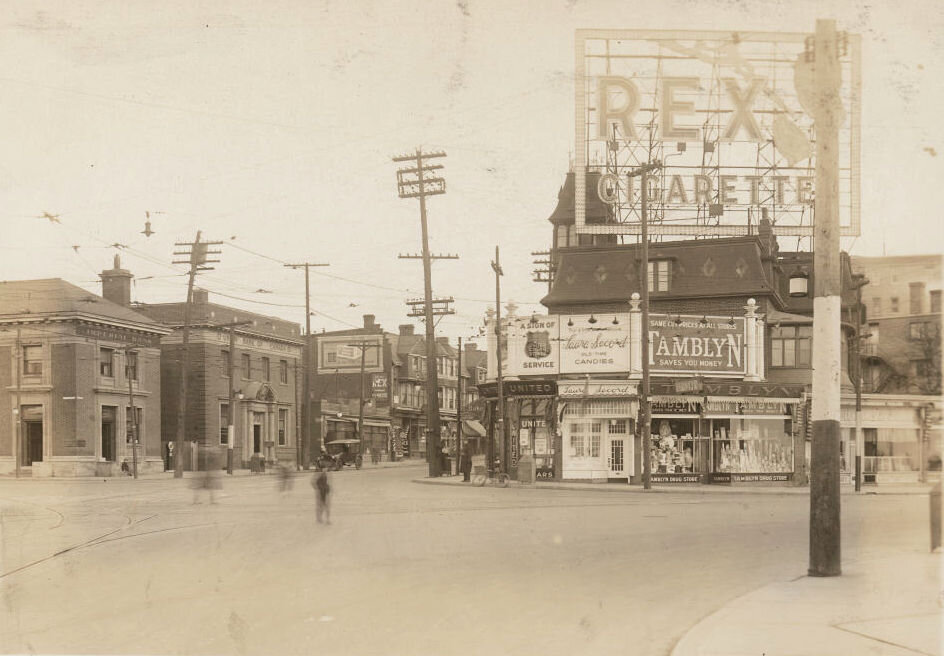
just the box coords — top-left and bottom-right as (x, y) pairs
(648, 315), (745, 376)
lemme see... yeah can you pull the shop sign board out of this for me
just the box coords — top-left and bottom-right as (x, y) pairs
(536, 465), (555, 480)
(648, 314), (745, 376)
(317, 335), (383, 374)
(509, 315), (560, 374)
(710, 472), (793, 483)
(478, 380), (557, 399)
(574, 29), (861, 238)
(559, 381), (638, 398)
(371, 373), (388, 405)
(649, 381), (805, 398)
(76, 324), (161, 347)
(674, 377), (704, 394)
(560, 314), (631, 374)
(651, 473), (704, 483)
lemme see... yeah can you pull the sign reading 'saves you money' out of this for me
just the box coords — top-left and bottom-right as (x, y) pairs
(573, 29), (860, 238)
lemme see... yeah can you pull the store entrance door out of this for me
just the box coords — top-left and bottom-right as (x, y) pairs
(25, 421), (43, 465)
(101, 406), (117, 462)
(607, 438), (624, 477)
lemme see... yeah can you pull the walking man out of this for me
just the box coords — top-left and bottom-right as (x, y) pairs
(312, 469), (331, 524)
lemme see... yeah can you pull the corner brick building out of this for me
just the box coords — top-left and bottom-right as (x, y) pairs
(0, 260), (168, 476)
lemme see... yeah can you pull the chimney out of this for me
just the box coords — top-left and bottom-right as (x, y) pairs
(758, 208), (778, 254)
(436, 337), (449, 345)
(363, 314), (376, 330)
(464, 343), (478, 354)
(101, 255), (133, 307)
(399, 324), (414, 336)
(192, 288), (209, 304)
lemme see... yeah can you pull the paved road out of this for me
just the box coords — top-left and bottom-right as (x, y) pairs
(0, 467), (931, 655)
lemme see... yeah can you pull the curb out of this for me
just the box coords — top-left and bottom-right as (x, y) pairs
(669, 580), (770, 656)
(410, 477), (933, 496)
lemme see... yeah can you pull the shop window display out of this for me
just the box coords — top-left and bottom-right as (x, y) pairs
(711, 418), (793, 473)
(649, 419), (709, 473)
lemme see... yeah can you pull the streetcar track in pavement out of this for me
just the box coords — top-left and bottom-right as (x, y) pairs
(0, 495), (66, 529)
(0, 513), (158, 580)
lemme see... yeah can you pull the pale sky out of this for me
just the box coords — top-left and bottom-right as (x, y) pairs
(1, 0), (941, 339)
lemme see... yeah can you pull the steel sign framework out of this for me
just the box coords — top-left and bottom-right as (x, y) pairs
(574, 29), (861, 237)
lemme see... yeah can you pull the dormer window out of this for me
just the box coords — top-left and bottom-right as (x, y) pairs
(648, 260), (671, 292)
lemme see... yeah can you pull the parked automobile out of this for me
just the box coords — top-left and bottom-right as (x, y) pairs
(316, 439), (363, 471)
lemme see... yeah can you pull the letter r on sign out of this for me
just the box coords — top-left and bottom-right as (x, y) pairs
(597, 77), (639, 140)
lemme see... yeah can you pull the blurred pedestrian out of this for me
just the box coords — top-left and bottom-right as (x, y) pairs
(277, 462), (293, 493)
(312, 469), (331, 524)
(192, 448), (222, 504)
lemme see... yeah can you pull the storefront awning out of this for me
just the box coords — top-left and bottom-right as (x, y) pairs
(461, 419), (486, 438)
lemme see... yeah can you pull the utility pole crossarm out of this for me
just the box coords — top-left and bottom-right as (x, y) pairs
(398, 253), (459, 260)
(173, 230), (222, 479)
(392, 147), (449, 478)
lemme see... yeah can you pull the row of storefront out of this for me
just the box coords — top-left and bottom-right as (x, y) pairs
(477, 299), (940, 485)
(479, 378), (809, 485)
(480, 378), (939, 485)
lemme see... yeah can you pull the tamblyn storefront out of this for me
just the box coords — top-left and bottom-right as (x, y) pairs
(488, 300), (804, 484)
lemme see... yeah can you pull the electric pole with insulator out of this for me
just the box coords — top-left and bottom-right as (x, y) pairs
(347, 339), (384, 461)
(491, 246), (507, 479)
(393, 147), (450, 478)
(285, 262), (328, 469)
(628, 159), (662, 490)
(172, 231), (222, 478)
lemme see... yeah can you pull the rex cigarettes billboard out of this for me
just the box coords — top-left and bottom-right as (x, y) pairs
(574, 29), (860, 238)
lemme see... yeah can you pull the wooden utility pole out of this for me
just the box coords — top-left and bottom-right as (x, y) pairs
(173, 231), (222, 478)
(809, 18), (844, 577)
(123, 347), (139, 479)
(347, 340), (383, 459)
(491, 247), (506, 478)
(628, 160), (662, 490)
(285, 262), (328, 469)
(851, 276), (868, 492)
(455, 336), (463, 476)
(394, 147), (450, 478)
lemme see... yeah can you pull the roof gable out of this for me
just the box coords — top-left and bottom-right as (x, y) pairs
(0, 278), (164, 329)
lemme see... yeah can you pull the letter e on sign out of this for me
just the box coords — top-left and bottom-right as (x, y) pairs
(661, 77), (700, 141)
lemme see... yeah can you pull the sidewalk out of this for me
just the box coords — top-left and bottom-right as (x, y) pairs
(671, 551), (943, 656)
(413, 475), (934, 496)
(0, 458), (426, 482)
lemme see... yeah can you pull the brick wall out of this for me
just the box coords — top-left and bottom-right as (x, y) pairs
(0, 344), (10, 457)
